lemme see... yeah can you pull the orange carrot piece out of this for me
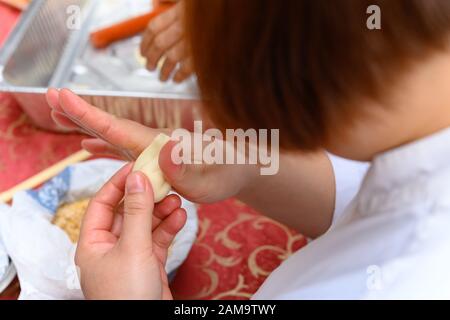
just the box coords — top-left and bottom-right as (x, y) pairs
(90, 3), (174, 49)
(0, 0), (30, 11)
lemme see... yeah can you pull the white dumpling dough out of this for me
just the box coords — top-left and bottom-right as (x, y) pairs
(133, 133), (172, 202)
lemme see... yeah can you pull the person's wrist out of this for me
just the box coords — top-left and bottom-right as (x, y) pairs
(234, 163), (260, 200)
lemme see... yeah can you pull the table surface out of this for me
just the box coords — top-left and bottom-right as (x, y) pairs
(0, 3), (307, 300)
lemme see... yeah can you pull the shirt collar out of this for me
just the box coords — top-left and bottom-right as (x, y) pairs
(356, 126), (450, 214)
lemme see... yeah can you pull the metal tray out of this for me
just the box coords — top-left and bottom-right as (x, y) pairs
(0, 0), (200, 131)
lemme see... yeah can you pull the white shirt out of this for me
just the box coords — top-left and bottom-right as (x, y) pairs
(254, 127), (450, 299)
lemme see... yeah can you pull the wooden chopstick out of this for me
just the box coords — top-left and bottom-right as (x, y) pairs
(0, 150), (91, 203)
(0, 0), (30, 11)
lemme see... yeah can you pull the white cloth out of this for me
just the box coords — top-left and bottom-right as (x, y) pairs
(328, 154), (369, 224)
(254, 127), (450, 299)
(0, 204), (10, 281)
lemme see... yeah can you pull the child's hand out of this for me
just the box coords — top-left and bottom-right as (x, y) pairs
(46, 89), (256, 204)
(75, 163), (187, 300)
(141, 1), (193, 82)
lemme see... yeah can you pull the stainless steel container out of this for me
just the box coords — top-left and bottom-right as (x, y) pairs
(0, 0), (200, 131)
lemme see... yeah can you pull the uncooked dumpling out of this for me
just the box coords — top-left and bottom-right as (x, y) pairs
(133, 133), (171, 202)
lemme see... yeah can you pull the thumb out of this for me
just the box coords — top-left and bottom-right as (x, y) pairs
(159, 141), (195, 189)
(120, 171), (154, 251)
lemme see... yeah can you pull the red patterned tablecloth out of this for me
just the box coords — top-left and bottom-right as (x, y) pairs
(0, 4), (307, 300)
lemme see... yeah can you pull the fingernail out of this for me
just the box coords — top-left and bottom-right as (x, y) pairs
(173, 75), (182, 83)
(126, 172), (146, 193)
(47, 98), (56, 110)
(47, 88), (59, 108)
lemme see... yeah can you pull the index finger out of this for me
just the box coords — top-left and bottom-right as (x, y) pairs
(50, 89), (157, 157)
(80, 163), (132, 236)
(140, 4), (179, 56)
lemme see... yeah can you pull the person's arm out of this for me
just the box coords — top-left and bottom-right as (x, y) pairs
(46, 89), (336, 238)
(237, 152), (335, 238)
(157, 144), (335, 238)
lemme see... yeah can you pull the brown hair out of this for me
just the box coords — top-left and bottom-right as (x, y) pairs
(184, 0), (450, 150)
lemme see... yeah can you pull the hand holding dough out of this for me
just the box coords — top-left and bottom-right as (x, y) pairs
(133, 133), (171, 202)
